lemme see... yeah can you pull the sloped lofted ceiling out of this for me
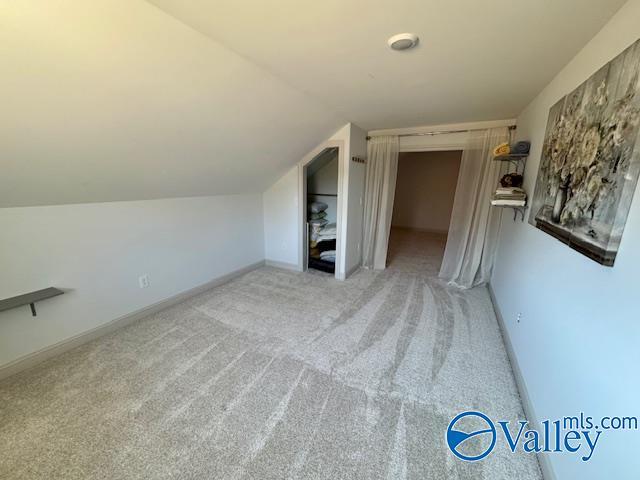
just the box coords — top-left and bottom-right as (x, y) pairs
(149, 0), (625, 130)
(1, 0), (626, 207)
(0, 1), (345, 207)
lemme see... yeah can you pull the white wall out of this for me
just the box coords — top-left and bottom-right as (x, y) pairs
(392, 151), (461, 233)
(343, 124), (367, 275)
(492, 2), (640, 479)
(0, 195), (264, 368)
(263, 167), (299, 267)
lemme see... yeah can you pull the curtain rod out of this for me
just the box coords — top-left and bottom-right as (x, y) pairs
(366, 124), (516, 140)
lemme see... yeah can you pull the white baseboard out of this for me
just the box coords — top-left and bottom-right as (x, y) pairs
(345, 262), (361, 279)
(265, 259), (301, 271)
(487, 282), (556, 480)
(0, 260), (265, 381)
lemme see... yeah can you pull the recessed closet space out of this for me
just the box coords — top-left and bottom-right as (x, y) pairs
(306, 147), (339, 274)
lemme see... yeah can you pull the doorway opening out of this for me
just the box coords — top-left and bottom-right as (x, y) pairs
(387, 150), (462, 273)
(305, 147), (339, 275)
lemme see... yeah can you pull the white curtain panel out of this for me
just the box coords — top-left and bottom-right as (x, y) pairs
(362, 135), (400, 270)
(439, 127), (509, 288)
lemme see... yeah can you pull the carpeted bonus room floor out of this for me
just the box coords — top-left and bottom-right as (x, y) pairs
(0, 229), (541, 479)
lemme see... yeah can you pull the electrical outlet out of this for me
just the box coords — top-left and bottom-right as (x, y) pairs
(138, 274), (150, 289)
(516, 312), (522, 323)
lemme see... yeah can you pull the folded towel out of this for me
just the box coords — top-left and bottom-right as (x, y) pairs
(320, 224), (337, 235)
(311, 222), (337, 242)
(510, 141), (531, 154)
(493, 194), (526, 200)
(319, 250), (336, 263)
(309, 218), (328, 227)
(316, 235), (337, 243)
(496, 187), (525, 194)
(491, 199), (526, 206)
(308, 201), (328, 213)
(493, 142), (510, 157)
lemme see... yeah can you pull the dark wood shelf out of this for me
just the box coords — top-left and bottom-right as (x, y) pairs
(0, 287), (64, 316)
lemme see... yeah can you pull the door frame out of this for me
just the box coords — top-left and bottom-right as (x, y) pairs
(298, 139), (345, 279)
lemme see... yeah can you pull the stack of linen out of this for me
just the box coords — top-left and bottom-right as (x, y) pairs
(491, 187), (527, 207)
(309, 202), (329, 241)
(309, 201), (328, 225)
(308, 201), (337, 249)
(311, 223), (337, 246)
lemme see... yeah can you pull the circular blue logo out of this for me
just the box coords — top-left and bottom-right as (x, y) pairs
(446, 411), (497, 461)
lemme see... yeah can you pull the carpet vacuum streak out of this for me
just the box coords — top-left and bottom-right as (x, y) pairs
(0, 229), (542, 479)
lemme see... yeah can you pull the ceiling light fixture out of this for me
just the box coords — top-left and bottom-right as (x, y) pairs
(387, 33), (419, 51)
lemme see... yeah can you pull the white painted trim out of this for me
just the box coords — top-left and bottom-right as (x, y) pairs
(345, 262), (361, 279)
(487, 282), (556, 480)
(0, 261), (265, 381)
(367, 119), (517, 137)
(265, 259), (301, 271)
(297, 139), (346, 280)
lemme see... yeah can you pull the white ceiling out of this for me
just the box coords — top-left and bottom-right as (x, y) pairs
(149, 0), (626, 130)
(1, 0), (626, 207)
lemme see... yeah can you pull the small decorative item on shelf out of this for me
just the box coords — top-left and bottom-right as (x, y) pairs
(500, 172), (523, 188)
(493, 142), (511, 157)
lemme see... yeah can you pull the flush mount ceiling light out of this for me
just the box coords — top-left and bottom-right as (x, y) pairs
(387, 33), (419, 51)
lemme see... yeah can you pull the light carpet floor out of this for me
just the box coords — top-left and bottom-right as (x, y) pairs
(0, 229), (542, 479)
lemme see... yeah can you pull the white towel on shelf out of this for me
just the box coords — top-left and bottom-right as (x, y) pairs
(491, 199), (526, 206)
(319, 250), (336, 262)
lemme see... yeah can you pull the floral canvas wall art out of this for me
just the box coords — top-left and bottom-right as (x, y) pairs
(529, 39), (640, 266)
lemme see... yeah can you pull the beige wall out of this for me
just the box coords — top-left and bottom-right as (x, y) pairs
(391, 151), (461, 233)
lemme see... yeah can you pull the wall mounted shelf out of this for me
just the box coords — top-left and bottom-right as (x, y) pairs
(494, 204), (527, 222)
(493, 153), (529, 161)
(493, 153), (529, 174)
(0, 288), (64, 317)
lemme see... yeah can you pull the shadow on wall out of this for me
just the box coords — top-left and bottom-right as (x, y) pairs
(391, 151), (462, 234)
